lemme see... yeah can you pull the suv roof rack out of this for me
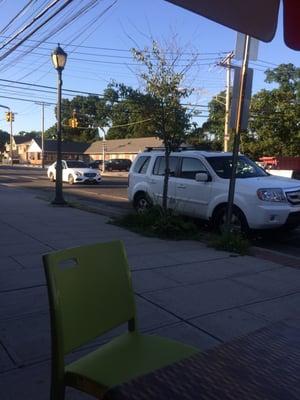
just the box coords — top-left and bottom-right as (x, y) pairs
(144, 145), (208, 152)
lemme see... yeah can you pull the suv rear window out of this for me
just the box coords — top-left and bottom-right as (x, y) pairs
(133, 156), (150, 174)
(153, 156), (178, 176)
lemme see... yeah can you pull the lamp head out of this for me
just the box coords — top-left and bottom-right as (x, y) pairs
(51, 44), (67, 71)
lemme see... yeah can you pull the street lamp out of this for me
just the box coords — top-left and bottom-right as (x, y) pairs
(51, 44), (67, 205)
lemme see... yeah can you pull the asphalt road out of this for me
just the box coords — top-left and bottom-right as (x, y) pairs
(0, 165), (130, 212)
(1, 165), (300, 258)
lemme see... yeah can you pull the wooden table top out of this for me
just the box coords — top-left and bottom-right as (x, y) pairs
(105, 320), (300, 400)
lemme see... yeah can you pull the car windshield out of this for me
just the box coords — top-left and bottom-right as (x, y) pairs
(66, 160), (88, 168)
(206, 155), (269, 179)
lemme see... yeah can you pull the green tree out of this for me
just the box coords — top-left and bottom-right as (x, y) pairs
(105, 83), (158, 139)
(202, 91), (226, 150)
(133, 40), (194, 211)
(18, 130), (41, 139)
(244, 63), (300, 158)
(0, 129), (9, 153)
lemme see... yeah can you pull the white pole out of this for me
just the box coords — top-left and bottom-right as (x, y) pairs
(41, 102), (45, 168)
(98, 127), (106, 173)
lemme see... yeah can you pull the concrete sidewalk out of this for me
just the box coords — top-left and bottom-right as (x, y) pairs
(0, 186), (299, 399)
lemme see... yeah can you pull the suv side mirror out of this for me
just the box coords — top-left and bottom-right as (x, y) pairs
(195, 172), (211, 182)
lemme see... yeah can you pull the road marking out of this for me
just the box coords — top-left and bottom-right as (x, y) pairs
(87, 192), (128, 201)
(19, 175), (39, 180)
(0, 175), (18, 180)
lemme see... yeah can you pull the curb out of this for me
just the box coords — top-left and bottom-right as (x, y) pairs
(250, 246), (300, 268)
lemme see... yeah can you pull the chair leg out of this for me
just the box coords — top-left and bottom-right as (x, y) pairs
(51, 381), (65, 400)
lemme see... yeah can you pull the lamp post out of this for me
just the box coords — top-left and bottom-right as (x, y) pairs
(51, 44), (67, 205)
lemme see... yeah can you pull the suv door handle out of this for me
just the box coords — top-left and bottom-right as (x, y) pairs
(177, 184), (186, 189)
(149, 179), (156, 184)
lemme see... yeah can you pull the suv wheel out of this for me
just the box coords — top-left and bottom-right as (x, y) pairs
(49, 172), (55, 182)
(213, 206), (249, 235)
(134, 193), (152, 214)
(68, 174), (74, 185)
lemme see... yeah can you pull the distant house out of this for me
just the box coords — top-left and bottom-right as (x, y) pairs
(4, 136), (164, 166)
(85, 137), (163, 162)
(3, 135), (33, 163)
(27, 139), (90, 165)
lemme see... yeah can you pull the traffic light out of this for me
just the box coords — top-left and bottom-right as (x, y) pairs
(5, 111), (14, 122)
(69, 118), (78, 128)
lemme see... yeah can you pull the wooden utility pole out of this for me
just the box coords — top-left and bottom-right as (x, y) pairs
(219, 51), (234, 152)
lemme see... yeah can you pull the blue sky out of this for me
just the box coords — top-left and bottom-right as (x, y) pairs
(0, 0), (299, 136)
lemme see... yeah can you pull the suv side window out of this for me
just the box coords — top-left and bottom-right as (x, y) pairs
(179, 157), (207, 180)
(153, 156), (178, 176)
(133, 156), (150, 174)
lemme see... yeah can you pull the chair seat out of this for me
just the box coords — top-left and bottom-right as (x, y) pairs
(65, 331), (198, 395)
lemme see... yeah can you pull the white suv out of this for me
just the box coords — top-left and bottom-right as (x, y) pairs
(128, 150), (300, 231)
(47, 160), (101, 184)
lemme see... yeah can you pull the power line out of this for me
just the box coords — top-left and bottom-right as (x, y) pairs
(0, 0), (62, 51)
(0, 0), (38, 37)
(0, 0), (75, 62)
(0, 34), (230, 55)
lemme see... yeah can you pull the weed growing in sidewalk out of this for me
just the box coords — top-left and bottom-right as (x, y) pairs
(111, 206), (203, 240)
(209, 231), (250, 255)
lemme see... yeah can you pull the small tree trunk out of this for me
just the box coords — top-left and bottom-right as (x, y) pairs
(162, 147), (170, 212)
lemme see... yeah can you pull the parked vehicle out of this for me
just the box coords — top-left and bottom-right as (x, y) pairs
(47, 160), (101, 184)
(128, 149), (300, 231)
(88, 160), (103, 170)
(105, 159), (132, 171)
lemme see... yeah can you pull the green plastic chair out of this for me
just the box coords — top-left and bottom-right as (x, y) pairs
(43, 240), (199, 399)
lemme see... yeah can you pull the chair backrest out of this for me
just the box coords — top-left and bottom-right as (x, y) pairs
(43, 240), (136, 355)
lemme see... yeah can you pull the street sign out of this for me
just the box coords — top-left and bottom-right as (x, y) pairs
(229, 67), (253, 130)
(235, 33), (259, 60)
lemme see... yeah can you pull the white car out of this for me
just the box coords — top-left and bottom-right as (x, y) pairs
(47, 160), (101, 184)
(128, 150), (300, 231)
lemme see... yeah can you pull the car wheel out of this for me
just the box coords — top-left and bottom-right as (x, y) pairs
(49, 172), (55, 182)
(134, 193), (152, 214)
(213, 206), (249, 235)
(68, 174), (74, 185)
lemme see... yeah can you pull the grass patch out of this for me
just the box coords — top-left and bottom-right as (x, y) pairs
(209, 231), (250, 255)
(111, 206), (203, 240)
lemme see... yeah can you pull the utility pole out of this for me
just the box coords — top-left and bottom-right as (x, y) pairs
(218, 51), (234, 152)
(35, 102), (51, 169)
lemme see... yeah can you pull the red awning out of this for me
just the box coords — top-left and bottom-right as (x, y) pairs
(166, 0), (300, 50)
(283, 0), (300, 50)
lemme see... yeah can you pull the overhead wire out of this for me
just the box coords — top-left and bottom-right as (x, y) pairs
(0, 0), (75, 62)
(16, 0), (118, 81)
(0, 0), (39, 37)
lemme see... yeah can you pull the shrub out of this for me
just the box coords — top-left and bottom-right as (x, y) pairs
(209, 231), (250, 255)
(112, 206), (202, 240)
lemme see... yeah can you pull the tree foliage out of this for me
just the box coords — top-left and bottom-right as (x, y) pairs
(45, 83), (163, 142)
(105, 83), (158, 140)
(201, 91), (226, 151)
(18, 130), (41, 139)
(204, 64), (300, 158)
(0, 129), (9, 152)
(244, 63), (300, 158)
(132, 40), (195, 211)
